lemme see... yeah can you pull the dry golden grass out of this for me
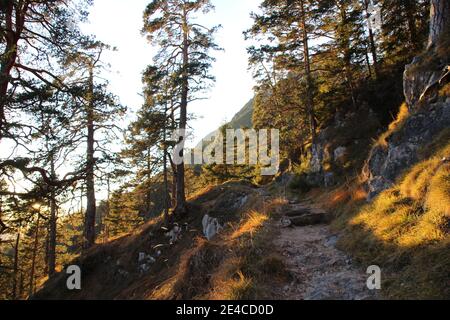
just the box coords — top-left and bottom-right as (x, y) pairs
(425, 164), (450, 216)
(210, 268), (255, 300)
(221, 271), (255, 300)
(187, 185), (216, 201)
(377, 102), (410, 148)
(148, 276), (178, 300)
(334, 134), (450, 299)
(439, 83), (450, 98)
(231, 211), (268, 239)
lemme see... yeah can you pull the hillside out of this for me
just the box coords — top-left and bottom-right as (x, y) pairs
(2, 0), (450, 303)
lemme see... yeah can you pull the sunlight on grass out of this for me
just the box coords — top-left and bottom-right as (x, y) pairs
(339, 136), (450, 298)
(231, 211), (269, 239)
(221, 271), (254, 300)
(377, 102), (410, 148)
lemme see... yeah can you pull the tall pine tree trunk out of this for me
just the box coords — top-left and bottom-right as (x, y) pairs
(163, 145), (170, 226)
(28, 213), (40, 297)
(339, 3), (357, 110)
(299, 0), (316, 143)
(84, 65), (96, 249)
(12, 231), (20, 300)
(163, 104), (170, 226)
(145, 149), (152, 217)
(174, 11), (189, 216)
(428, 0), (450, 49)
(363, 0), (379, 78)
(47, 154), (57, 276)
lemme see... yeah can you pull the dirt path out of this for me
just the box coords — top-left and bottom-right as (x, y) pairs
(272, 202), (378, 300)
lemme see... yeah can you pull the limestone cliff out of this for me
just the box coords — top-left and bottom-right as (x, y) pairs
(365, 3), (450, 199)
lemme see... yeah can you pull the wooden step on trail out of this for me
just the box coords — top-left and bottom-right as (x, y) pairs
(288, 212), (326, 227)
(282, 204), (328, 227)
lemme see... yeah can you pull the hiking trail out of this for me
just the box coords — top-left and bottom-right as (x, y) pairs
(271, 199), (379, 300)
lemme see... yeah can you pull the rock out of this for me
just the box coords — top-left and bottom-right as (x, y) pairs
(366, 101), (450, 199)
(202, 214), (223, 241)
(325, 235), (339, 248)
(139, 264), (150, 274)
(280, 217), (292, 228)
(334, 147), (347, 163)
(324, 172), (335, 187)
(166, 224), (182, 245)
(117, 269), (129, 278)
(404, 59), (443, 110)
(310, 144), (324, 174)
(138, 252), (156, 266)
(367, 176), (393, 201)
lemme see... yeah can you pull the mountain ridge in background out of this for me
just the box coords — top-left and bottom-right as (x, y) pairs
(196, 98), (254, 148)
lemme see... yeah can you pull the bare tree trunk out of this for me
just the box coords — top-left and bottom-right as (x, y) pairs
(84, 65), (96, 249)
(428, 0), (450, 49)
(12, 231), (20, 300)
(299, 0), (317, 143)
(28, 214), (40, 297)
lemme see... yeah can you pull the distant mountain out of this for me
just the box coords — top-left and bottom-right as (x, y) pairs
(199, 98), (254, 148)
(228, 98), (254, 129)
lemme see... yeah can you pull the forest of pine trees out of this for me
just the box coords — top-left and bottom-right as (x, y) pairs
(0, 0), (448, 300)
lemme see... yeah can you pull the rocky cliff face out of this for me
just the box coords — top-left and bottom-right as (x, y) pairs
(365, 99), (450, 200)
(365, 48), (450, 200)
(307, 107), (381, 188)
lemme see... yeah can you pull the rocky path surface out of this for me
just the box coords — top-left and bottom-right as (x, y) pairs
(272, 201), (378, 300)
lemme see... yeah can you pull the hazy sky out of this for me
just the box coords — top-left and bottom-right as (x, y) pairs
(81, 0), (260, 146)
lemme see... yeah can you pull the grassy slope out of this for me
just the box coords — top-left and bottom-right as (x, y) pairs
(316, 124), (450, 299)
(34, 180), (288, 300)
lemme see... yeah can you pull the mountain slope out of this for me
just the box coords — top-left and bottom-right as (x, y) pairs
(199, 99), (254, 148)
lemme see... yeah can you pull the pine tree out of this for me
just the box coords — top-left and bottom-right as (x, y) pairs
(63, 41), (126, 249)
(142, 0), (220, 216)
(379, 0), (430, 64)
(104, 188), (143, 238)
(246, 0), (321, 143)
(0, 0), (92, 199)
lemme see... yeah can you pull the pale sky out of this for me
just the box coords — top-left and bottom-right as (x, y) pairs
(81, 0), (260, 147)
